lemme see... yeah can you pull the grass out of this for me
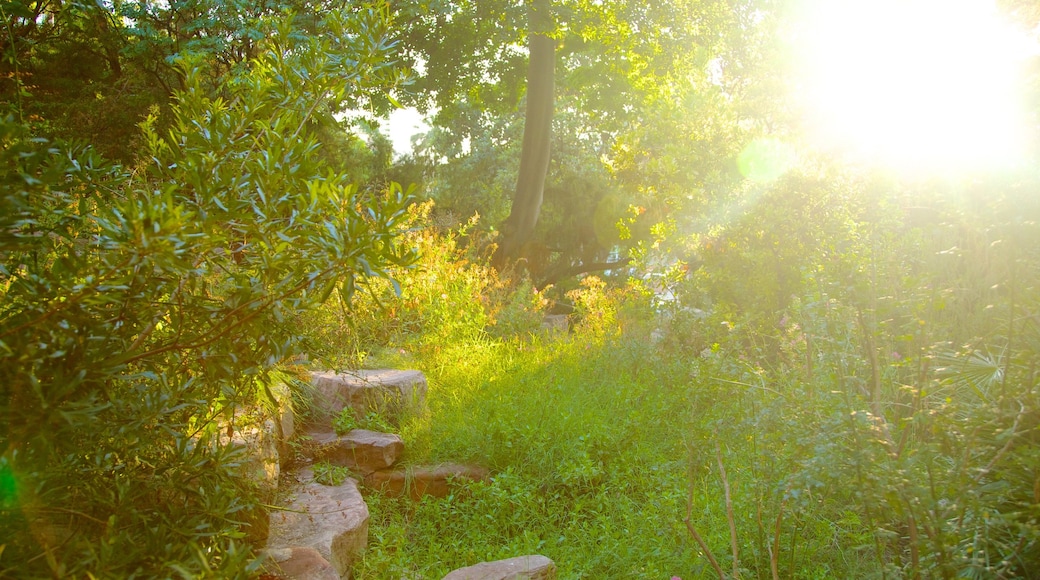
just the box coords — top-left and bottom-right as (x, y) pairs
(352, 330), (874, 579)
(340, 191), (1040, 579)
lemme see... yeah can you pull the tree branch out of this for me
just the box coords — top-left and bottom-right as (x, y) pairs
(536, 258), (631, 288)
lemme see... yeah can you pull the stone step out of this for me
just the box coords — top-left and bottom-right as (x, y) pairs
(442, 555), (556, 580)
(216, 381), (295, 496)
(308, 369), (427, 430)
(262, 546), (338, 580)
(305, 429), (404, 475)
(267, 467), (369, 579)
(362, 464), (489, 501)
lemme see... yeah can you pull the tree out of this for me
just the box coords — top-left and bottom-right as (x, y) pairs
(494, 0), (554, 269)
(394, 0), (754, 281)
(0, 0), (166, 160)
(0, 0), (408, 162)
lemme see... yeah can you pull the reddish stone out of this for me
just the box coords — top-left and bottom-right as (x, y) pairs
(266, 467), (368, 578)
(264, 547), (338, 580)
(308, 369), (427, 430)
(363, 464), (489, 501)
(307, 429), (404, 474)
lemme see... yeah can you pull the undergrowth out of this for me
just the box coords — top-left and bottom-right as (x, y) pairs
(342, 176), (1039, 579)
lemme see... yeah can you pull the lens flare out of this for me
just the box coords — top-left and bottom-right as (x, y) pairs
(738, 138), (797, 183)
(791, 0), (1036, 173)
(0, 458), (18, 510)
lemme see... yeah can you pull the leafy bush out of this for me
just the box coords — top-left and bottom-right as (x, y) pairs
(0, 8), (412, 576)
(672, 172), (1040, 578)
(301, 202), (553, 371)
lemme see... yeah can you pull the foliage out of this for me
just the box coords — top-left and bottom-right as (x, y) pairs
(356, 334), (702, 579)
(0, 0), (410, 165)
(391, 0), (759, 278)
(666, 165), (1040, 578)
(0, 0), (167, 160)
(342, 132), (1040, 580)
(0, 7), (411, 576)
(300, 201), (552, 371)
(2, 0), (1037, 577)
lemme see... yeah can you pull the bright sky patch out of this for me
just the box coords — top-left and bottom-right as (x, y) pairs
(791, 0), (1036, 174)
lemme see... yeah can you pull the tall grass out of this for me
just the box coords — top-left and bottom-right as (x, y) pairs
(334, 181), (1039, 578)
(339, 254), (872, 578)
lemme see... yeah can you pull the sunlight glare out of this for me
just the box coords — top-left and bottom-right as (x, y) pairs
(793, 0), (1036, 173)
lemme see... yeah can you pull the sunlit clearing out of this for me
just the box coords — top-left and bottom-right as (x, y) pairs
(793, 0), (1037, 174)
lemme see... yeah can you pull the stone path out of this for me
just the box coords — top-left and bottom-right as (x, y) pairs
(258, 369), (553, 579)
(266, 466), (369, 578)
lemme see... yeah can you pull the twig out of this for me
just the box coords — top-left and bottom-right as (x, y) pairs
(770, 495), (787, 580)
(684, 486), (725, 580)
(907, 511), (920, 580)
(716, 437), (740, 580)
(709, 376), (783, 397)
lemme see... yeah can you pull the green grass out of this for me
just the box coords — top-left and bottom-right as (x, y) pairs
(352, 331), (874, 579)
(341, 213), (1040, 579)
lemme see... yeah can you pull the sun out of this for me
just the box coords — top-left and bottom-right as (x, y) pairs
(791, 0), (1037, 174)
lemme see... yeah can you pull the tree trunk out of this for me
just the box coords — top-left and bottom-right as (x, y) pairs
(493, 0), (554, 271)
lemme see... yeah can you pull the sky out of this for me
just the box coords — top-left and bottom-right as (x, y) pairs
(385, 107), (428, 156)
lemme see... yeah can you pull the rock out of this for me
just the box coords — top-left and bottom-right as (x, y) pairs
(309, 369), (427, 429)
(541, 314), (569, 334)
(225, 416), (281, 494)
(218, 380), (296, 491)
(267, 468), (369, 579)
(363, 464), (489, 501)
(442, 555), (556, 580)
(273, 383), (297, 468)
(263, 547), (338, 580)
(307, 429), (404, 474)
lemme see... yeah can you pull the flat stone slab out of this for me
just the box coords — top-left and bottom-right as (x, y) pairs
(309, 369), (427, 429)
(442, 555), (556, 580)
(267, 467), (369, 579)
(263, 546), (338, 580)
(307, 429), (404, 474)
(363, 464), (489, 501)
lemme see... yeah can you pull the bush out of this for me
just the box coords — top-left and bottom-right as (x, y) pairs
(675, 173), (1040, 578)
(0, 8), (411, 576)
(301, 203), (553, 370)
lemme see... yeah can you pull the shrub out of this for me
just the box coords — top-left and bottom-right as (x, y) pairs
(301, 203), (553, 370)
(0, 8), (411, 576)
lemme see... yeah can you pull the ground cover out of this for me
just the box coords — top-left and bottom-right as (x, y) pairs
(349, 332), (875, 579)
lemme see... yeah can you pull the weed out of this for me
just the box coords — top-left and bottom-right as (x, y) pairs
(333, 407), (396, 435)
(312, 462), (355, 487)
